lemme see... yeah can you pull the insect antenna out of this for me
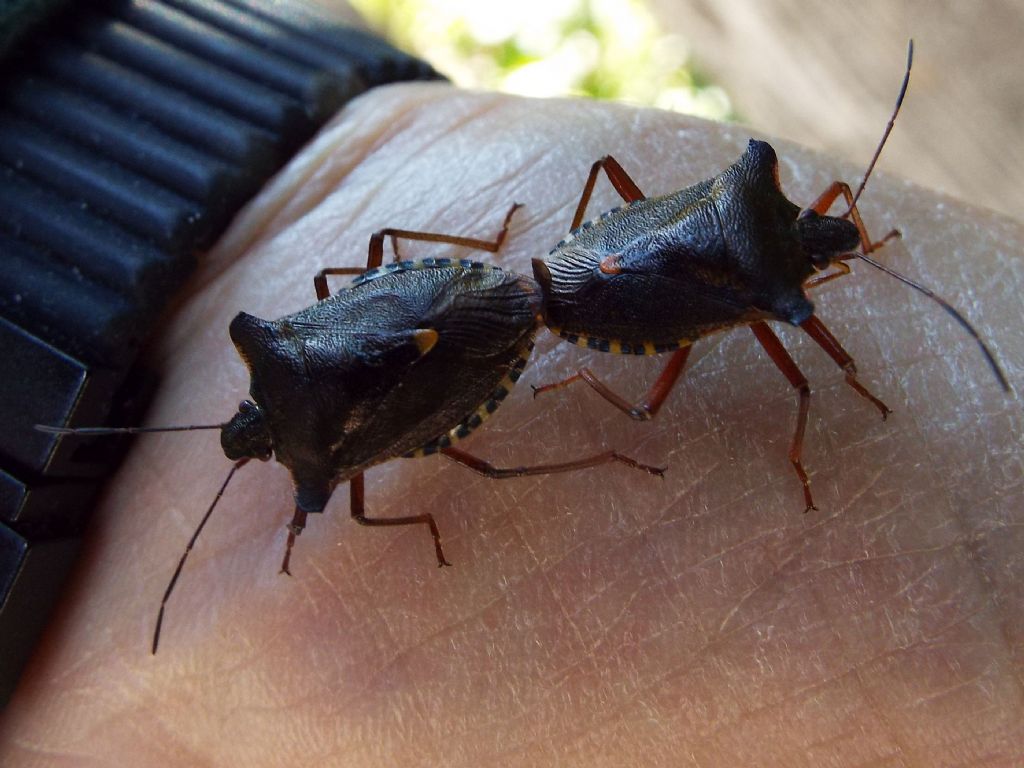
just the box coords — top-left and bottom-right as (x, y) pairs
(846, 40), (914, 215)
(837, 39), (1010, 393)
(152, 458), (249, 654)
(856, 252), (1010, 392)
(35, 423), (226, 435)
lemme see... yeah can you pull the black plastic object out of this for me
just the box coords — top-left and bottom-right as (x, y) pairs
(0, 525), (81, 702)
(0, 0), (443, 707)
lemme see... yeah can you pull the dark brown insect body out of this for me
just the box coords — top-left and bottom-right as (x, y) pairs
(223, 259), (539, 515)
(534, 140), (852, 351)
(530, 43), (1007, 512)
(136, 211), (664, 651)
(42, 211), (669, 653)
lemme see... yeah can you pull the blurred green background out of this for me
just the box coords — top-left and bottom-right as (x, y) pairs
(340, 0), (1022, 220)
(348, 0), (731, 120)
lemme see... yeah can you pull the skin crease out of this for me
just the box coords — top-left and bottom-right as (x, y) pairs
(1, 83), (1022, 767)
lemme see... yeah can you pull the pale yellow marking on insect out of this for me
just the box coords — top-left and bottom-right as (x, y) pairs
(413, 328), (439, 356)
(554, 330), (695, 356)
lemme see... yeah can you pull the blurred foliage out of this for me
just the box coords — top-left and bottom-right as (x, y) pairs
(348, 0), (732, 120)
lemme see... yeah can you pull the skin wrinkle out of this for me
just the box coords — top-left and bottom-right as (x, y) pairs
(544, 600), (812, 754)
(364, 94), (521, 217)
(431, 666), (569, 764)
(921, 395), (1024, 711)
(214, 87), (446, 271)
(908, 658), (997, 709)
(713, 469), (887, 636)
(330, 538), (578, 730)
(698, 669), (869, 752)
(831, 626), (991, 761)
(352, 594), (510, 702)
(841, 665), (913, 767)
(563, 610), (877, 767)
(652, 548), (965, 757)
(574, 576), (655, 656)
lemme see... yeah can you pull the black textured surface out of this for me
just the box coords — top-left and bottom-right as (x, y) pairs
(5, 76), (251, 209)
(0, 318), (124, 479)
(113, 0), (355, 121)
(0, 470), (100, 538)
(0, 114), (209, 250)
(0, 0), (443, 708)
(0, 526), (81, 707)
(0, 318), (92, 476)
(37, 41), (282, 173)
(0, 0), (72, 55)
(0, 232), (141, 367)
(0, 168), (186, 308)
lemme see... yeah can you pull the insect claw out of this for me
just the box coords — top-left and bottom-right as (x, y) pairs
(628, 406), (653, 421)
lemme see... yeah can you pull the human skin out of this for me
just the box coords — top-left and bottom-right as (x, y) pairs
(1, 83), (1021, 767)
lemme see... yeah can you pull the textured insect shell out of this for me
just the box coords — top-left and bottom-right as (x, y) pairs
(538, 140), (818, 351)
(228, 262), (541, 513)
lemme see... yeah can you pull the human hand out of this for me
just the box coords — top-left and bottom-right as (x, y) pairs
(2, 82), (1021, 766)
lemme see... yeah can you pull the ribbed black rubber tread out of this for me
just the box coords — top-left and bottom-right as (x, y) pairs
(0, 232), (141, 367)
(113, 0), (348, 121)
(5, 75), (250, 206)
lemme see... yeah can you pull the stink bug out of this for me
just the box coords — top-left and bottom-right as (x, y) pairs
(531, 41), (1009, 512)
(43, 206), (664, 652)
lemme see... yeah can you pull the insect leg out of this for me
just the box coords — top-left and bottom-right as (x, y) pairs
(799, 316), (892, 418)
(441, 446), (665, 479)
(803, 260), (851, 291)
(312, 204), (521, 299)
(314, 267), (366, 300)
(532, 347), (692, 421)
(804, 181), (900, 256)
(279, 506), (309, 575)
(749, 322), (817, 513)
(571, 155), (646, 229)
(348, 473), (452, 568)
(368, 202), (522, 265)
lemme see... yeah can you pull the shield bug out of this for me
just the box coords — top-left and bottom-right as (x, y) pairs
(530, 41), (1009, 512)
(43, 206), (664, 652)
